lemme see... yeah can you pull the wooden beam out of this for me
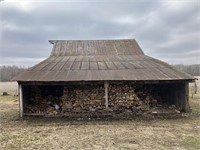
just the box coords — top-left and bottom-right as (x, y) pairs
(104, 81), (109, 108)
(19, 84), (23, 117)
(17, 79), (194, 86)
(184, 83), (191, 112)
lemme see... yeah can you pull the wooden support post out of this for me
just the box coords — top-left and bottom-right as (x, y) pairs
(104, 81), (109, 108)
(19, 84), (23, 117)
(184, 83), (191, 112)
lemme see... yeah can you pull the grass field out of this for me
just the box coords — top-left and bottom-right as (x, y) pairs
(0, 82), (18, 95)
(0, 81), (200, 150)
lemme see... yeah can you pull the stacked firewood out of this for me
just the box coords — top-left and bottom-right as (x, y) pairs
(60, 85), (105, 117)
(24, 84), (180, 117)
(24, 86), (44, 114)
(108, 84), (155, 114)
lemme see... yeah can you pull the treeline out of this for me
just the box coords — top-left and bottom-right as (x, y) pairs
(0, 64), (199, 82)
(0, 65), (27, 82)
(174, 64), (200, 76)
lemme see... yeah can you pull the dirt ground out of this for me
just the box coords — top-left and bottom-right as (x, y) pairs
(0, 81), (200, 150)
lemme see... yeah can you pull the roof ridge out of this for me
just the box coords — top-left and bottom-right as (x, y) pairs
(49, 39), (136, 44)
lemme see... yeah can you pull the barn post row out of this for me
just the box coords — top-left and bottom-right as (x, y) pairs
(13, 39), (195, 118)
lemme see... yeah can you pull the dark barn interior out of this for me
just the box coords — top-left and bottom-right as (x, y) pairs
(13, 39), (194, 118)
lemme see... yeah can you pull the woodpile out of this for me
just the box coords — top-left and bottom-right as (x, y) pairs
(60, 85), (105, 117)
(24, 84), (181, 118)
(108, 84), (158, 115)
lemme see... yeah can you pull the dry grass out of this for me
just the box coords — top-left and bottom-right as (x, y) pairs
(0, 80), (200, 150)
(0, 95), (200, 150)
(0, 82), (18, 95)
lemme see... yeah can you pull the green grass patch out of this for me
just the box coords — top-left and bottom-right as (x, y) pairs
(182, 136), (200, 150)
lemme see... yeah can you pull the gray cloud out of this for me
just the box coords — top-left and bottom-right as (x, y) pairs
(0, 0), (199, 67)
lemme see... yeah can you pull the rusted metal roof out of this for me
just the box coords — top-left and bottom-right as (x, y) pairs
(49, 39), (144, 56)
(13, 39), (194, 82)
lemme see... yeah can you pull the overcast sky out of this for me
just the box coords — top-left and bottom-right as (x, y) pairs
(0, 0), (199, 67)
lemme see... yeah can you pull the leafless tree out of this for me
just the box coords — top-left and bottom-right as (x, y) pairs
(174, 64), (200, 76)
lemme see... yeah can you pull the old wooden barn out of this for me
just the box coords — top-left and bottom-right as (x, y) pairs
(13, 39), (194, 118)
